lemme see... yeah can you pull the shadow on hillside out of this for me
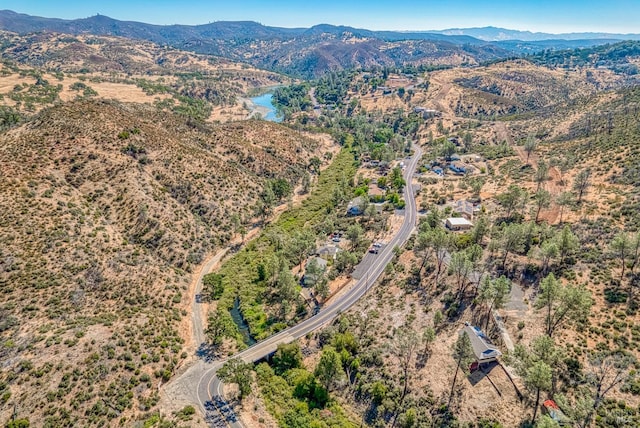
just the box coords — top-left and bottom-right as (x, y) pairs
(196, 342), (221, 363)
(467, 361), (500, 388)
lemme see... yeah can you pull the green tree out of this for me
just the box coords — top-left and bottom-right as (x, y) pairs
(275, 268), (298, 310)
(286, 229), (316, 270)
(265, 228), (287, 252)
(535, 159), (550, 192)
(512, 335), (564, 412)
(525, 361), (553, 422)
(390, 166), (406, 190)
(463, 132), (473, 150)
(441, 140), (456, 160)
(203, 273), (224, 300)
(629, 232), (640, 275)
(309, 156), (322, 174)
(631, 233), (640, 275)
(334, 250), (358, 274)
(538, 240), (559, 274)
(377, 176), (388, 189)
(365, 203), (379, 219)
(301, 172), (311, 194)
(469, 177), (485, 199)
(535, 415), (560, 428)
(524, 134), (537, 164)
(273, 342), (303, 375)
(0, 106), (22, 131)
(449, 331), (474, 407)
(269, 178), (293, 201)
(478, 275), (511, 331)
(448, 251), (473, 299)
(370, 380), (388, 405)
(257, 184), (277, 223)
(6, 419), (30, 428)
(433, 310), (444, 332)
(573, 168), (592, 204)
(314, 277), (330, 299)
(414, 230), (434, 277)
(556, 191), (573, 224)
(206, 308), (236, 346)
(534, 273), (592, 337)
(217, 359), (253, 399)
(237, 225), (247, 242)
(389, 326), (421, 403)
(497, 185), (527, 219)
(422, 206), (443, 229)
(551, 154), (576, 187)
(554, 225), (579, 265)
(471, 215), (489, 245)
(304, 258), (325, 288)
(610, 232), (632, 282)
(428, 227), (451, 282)
(534, 189), (551, 223)
(555, 388), (595, 428)
(315, 346), (344, 392)
(346, 224), (364, 250)
(498, 223), (526, 270)
(422, 327), (436, 357)
(512, 335), (564, 422)
(399, 408), (417, 428)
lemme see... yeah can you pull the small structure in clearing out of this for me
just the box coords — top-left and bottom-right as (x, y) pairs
(445, 217), (474, 231)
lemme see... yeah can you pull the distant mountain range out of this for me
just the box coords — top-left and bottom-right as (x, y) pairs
(433, 26), (640, 42)
(1, 10), (638, 77)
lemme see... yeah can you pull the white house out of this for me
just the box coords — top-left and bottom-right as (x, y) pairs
(445, 217), (474, 231)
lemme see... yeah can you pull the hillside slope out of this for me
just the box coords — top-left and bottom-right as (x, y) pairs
(0, 31), (288, 123)
(0, 99), (326, 425)
(0, 10), (510, 77)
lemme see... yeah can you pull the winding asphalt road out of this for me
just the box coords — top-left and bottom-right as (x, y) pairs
(177, 146), (422, 427)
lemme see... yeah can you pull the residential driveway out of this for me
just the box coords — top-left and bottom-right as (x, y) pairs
(505, 283), (528, 316)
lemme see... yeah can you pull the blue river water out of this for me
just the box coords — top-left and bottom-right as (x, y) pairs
(250, 93), (283, 122)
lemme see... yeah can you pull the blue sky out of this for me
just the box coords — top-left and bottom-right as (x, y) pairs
(10, 0), (640, 33)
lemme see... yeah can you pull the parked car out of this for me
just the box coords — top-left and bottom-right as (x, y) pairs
(369, 246), (379, 254)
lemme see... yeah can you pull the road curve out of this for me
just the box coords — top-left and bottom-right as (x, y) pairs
(196, 145), (423, 427)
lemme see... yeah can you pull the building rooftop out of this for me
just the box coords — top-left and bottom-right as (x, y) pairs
(462, 324), (502, 363)
(446, 217), (474, 227)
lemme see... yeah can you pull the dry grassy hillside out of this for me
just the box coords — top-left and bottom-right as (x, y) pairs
(0, 31), (280, 78)
(0, 99), (324, 426)
(0, 31), (288, 121)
